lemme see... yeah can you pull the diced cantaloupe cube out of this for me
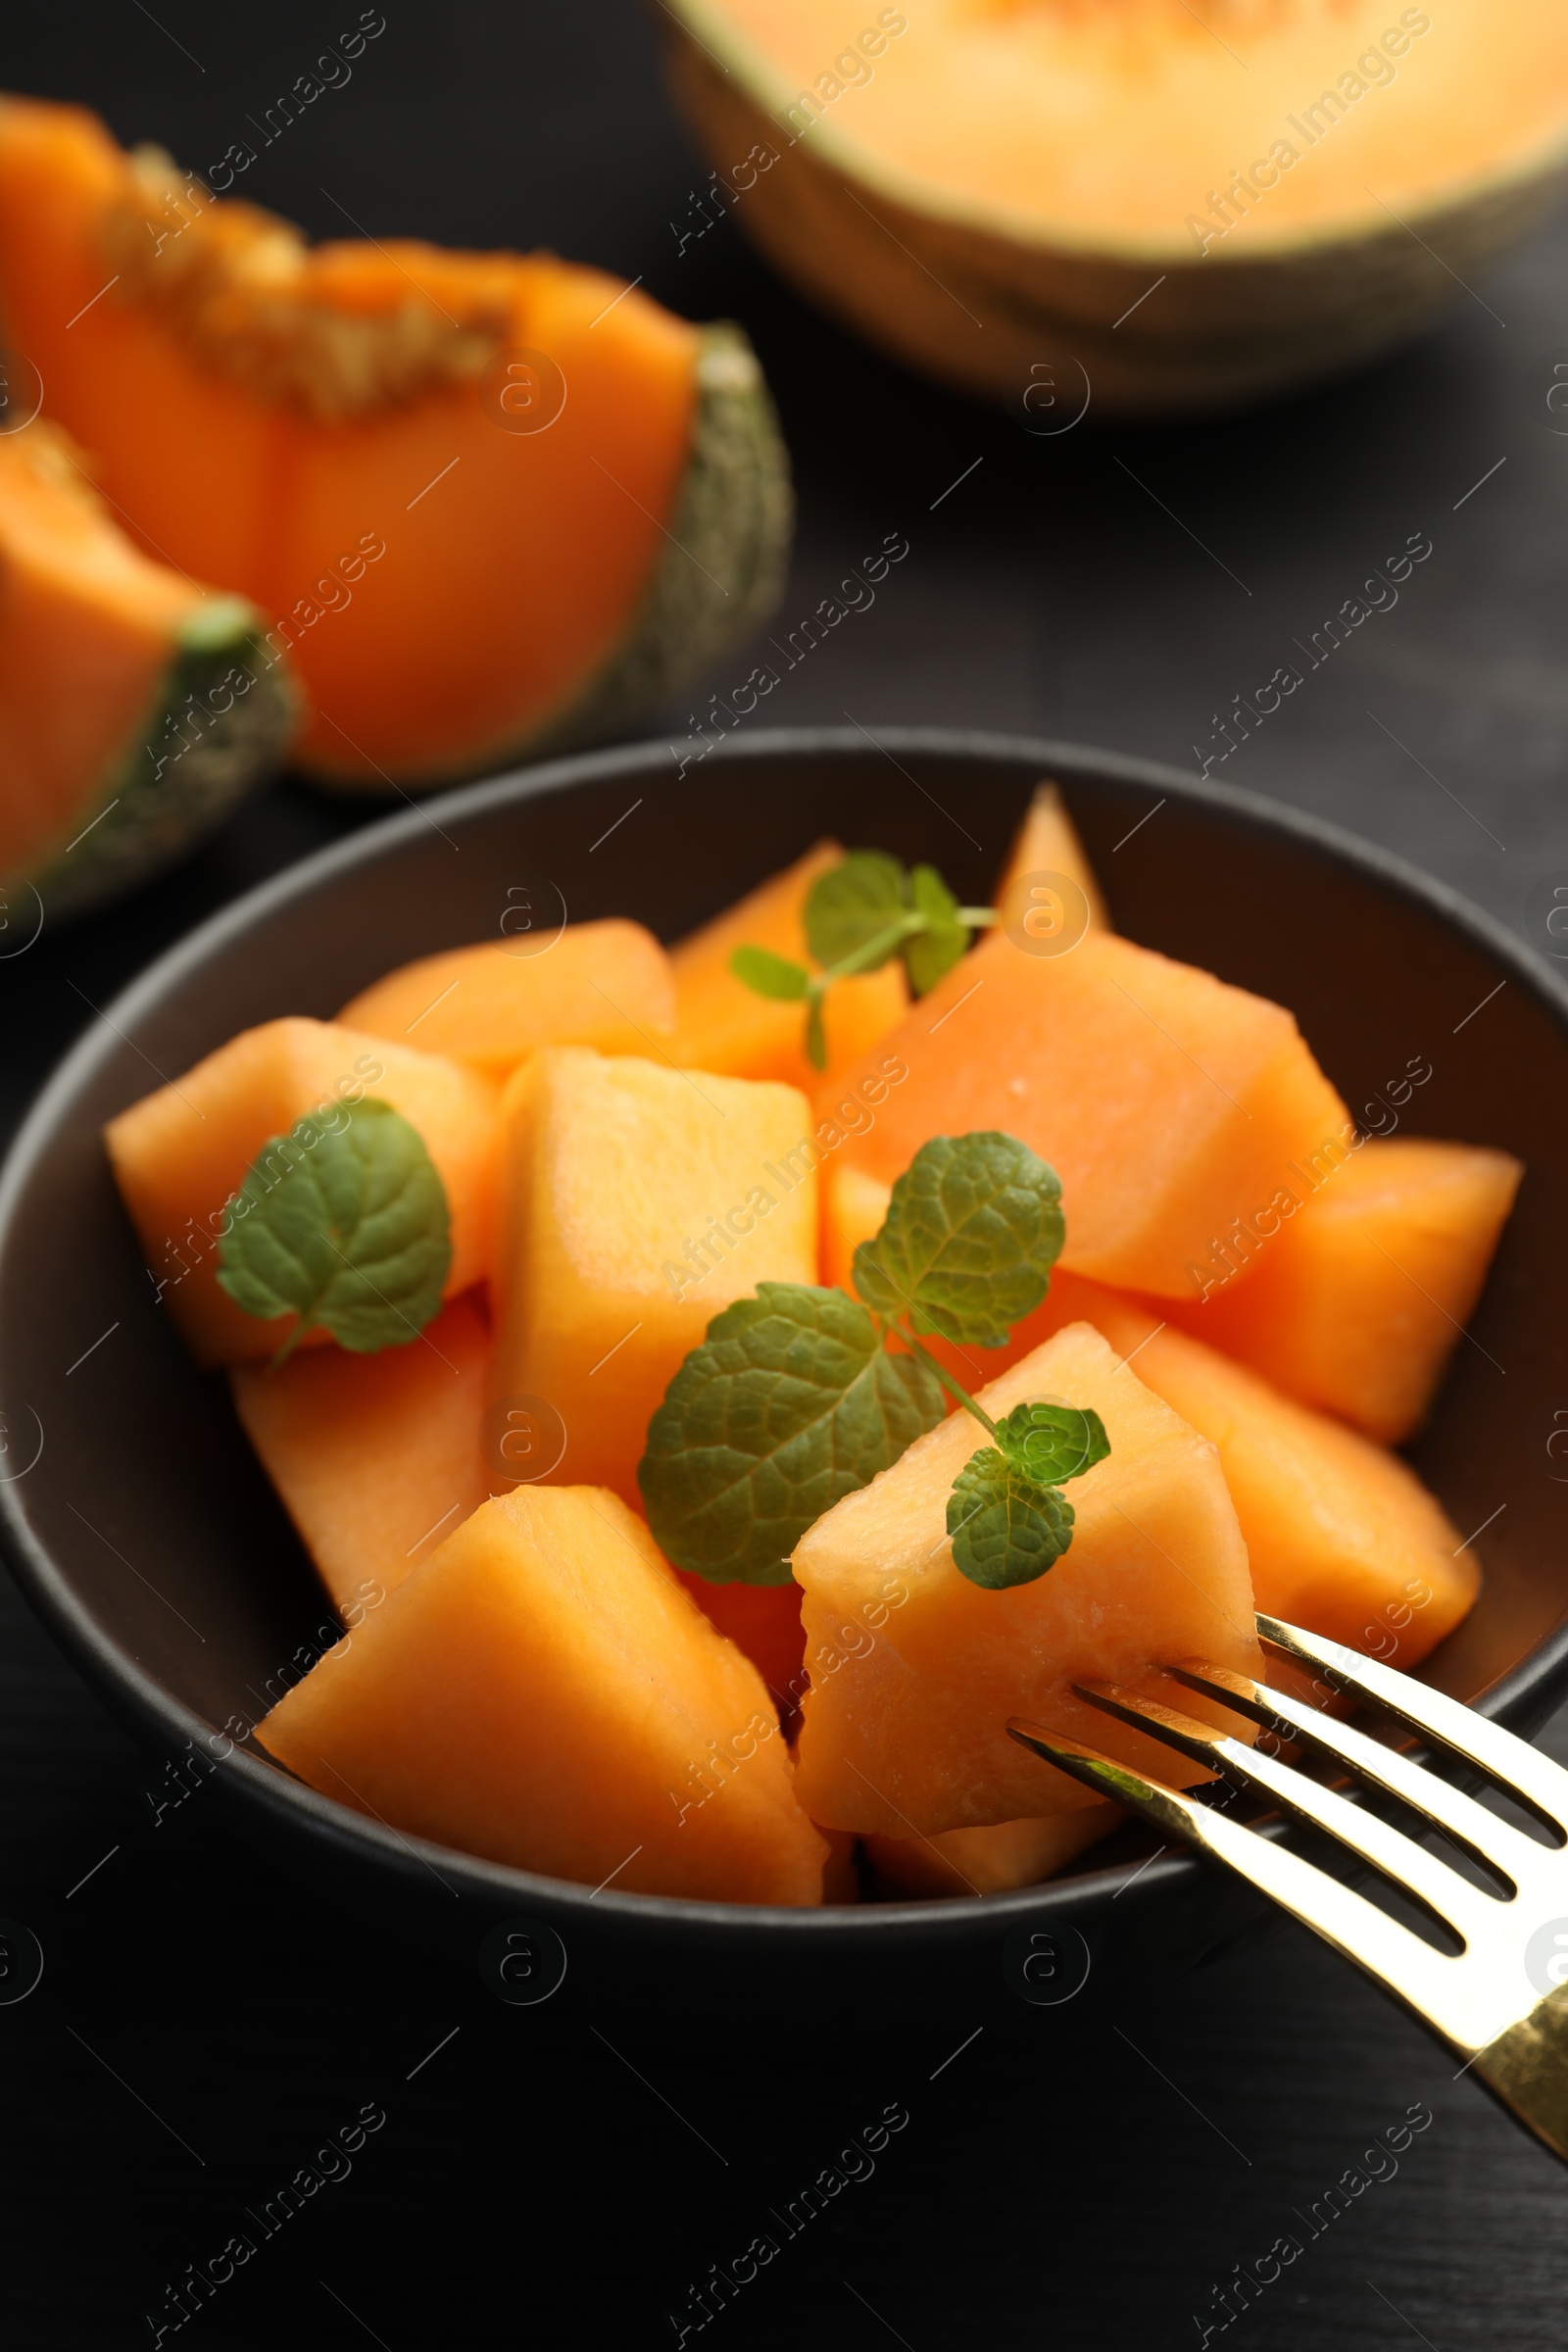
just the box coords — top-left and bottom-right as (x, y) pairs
(336, 918), (675, 1079)
(896, 1266), (1481, 1672)
(864, 1800), (1124, 1899)
(663, 840), (907, 1088)
(1084, 1295), (1478, 1661)
(104, 1016), (498, 1366)
(1167, 1136), (1522, 1444)
(255, 1485), (828, 1905)
(674, 1570), (806, 1714)
(820, 1162), (892, 1291)
(817, 924), (1349, 1298)
(995, 782), (1110, 939)
(793, 1322), (1260, 1836)
(230, 1290), (496, 1616)
(490, 1048), (820, 1503)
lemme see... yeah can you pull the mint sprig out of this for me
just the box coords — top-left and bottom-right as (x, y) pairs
(638, 1131), (1108, 1592)
(948, 1402), (1110, 1589)
(727, 849), (998, 1071)
(217, 1099), (451, 1363)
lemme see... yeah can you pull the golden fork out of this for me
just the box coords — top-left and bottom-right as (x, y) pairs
(1009, 1610), (1568, 2163)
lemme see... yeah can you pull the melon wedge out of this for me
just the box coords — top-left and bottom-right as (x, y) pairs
(864, 1801), (1124, 1900)
(995, 783), (1109, 940)
(819, 924), (1348, 1298)
(792, 1322), (1260, 1836)
(104, 1016), (498, 1365)
(664, 839), (907, 1087)
(490, 1048), (818, 1502)
(230, 1291), (496, 1616)
(1169, 1136), (1522, 1444)
(0, 99), (791, 784)
(337, 920), (676, 1079)
(255, 1484), (829, 1904)
(662, 0), (1568, 416)
(0, 419), (292, 918)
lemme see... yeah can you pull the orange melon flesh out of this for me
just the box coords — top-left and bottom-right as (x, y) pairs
(230, 1291), (496, 1616)
(1168, 1136), (1523, 1444)
(821, 1162), (894, 1291)
(0, 421), (202, 877)
(675, 1570), (807, 1713)
(888, 1255), (1480, 1669)
(337, 920), (676, 1079)
(819, 923), (1348, 1298)
(490, 1048), (819, 1503)
(104, 1016), (498, 1365)
(1080, 1295), (1478, 1662)
(792, 1322), (1261, 1837)
(0, 100), (702, 782)
(255, 1484), (828, 1904)
(994, 783), (1110, 940)
(864, 1801), (1124, 1900)
(665, 840), (907, 1087)
(691, 2), (1568, 258)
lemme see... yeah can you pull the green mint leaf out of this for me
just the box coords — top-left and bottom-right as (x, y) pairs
(638, 1281), (944, 1584)
(852, 1131), (1064, 1347)
(995, 1401), (1110, 1488)
(904, 863), (969, 997)
(948, 1447), (1075, 1590)
(804, 849), (909, 969)
(216, 1099), (451, 1358)
(729, 944), (810, 1002)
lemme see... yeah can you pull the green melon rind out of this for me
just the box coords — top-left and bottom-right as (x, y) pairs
(413, 320), (794, 784)
(16, 597), (297, 920)
(543, 319), (794, 747)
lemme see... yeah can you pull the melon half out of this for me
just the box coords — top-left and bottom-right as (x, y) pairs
(661, 1), (1568, 415)
(0, 98), (792, 784)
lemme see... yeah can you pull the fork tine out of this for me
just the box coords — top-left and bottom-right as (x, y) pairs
(1167, 1660), (1559, 1894)
(1006, 1718), (1465, 2032)
(1256, 1612), (1568, 1835)
(1070, 1680), (1503, 1943)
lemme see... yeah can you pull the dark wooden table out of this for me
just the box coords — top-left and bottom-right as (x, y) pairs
(6, 6), (1568, 2344)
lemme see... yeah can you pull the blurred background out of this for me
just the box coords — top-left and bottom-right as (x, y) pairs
(3, 5), (1567, 2345)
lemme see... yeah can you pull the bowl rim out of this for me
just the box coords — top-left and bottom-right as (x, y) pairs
(4, 722), (1566, 1946)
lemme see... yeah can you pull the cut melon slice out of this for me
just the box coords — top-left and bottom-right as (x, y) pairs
(994, 783), (1109, 940)
(104, 1016), (498, 1365)
(1169, 1136), (1522, 1444)
(490, 1048), (819, 1502)
(0, 100), (791, 785)
(230, 1291), (496, 1616)
(792, 1322), (1260, 1836)
(819, 924), (1348, 1298)
(662, 0), (1568, 416)
(337, 920), (676, 1079)
(864, 1801), (1124, 1900)
(255, 1483), (829, 1904)
(0, 419), (292, 917)
(664, 839), (907, 1087)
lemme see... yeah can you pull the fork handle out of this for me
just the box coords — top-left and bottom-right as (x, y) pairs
(1475, 1984), (1568, 2162)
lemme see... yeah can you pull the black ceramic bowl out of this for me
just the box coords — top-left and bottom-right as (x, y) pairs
(2, 728), (1565, 2004)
